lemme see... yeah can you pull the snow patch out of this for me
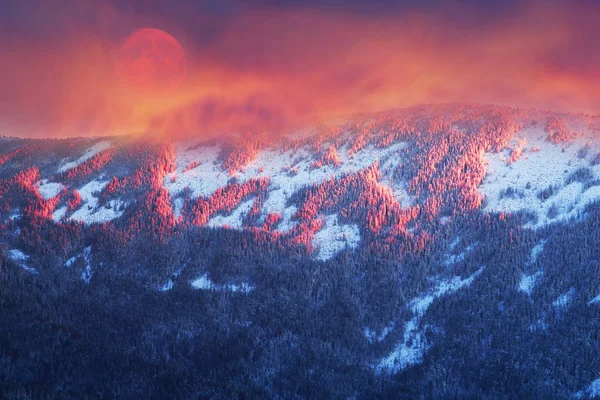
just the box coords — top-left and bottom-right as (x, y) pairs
(67, 180), (125, 224)
(35, 179), (64, 199)
(160, 267), (185, 292)
(81, 246), (93, 284)
(190, 273), (253, 294)
(530, 240), (546, 263)
(575, 377), (600, 399)
(207, 199), (255, 229)
(376, 267), (484, 374)
(52, 206), (67, 222)
(277, 205), (298, 233)
(519, 271), (543, 296)
(364, 324), (395, 344)
(445, 241), (475, 266)
(166, 141), (409, 235)
(8, 209), (21, 221)
(552, 288), (574, 309)
(172, 198), (185, 219)
(58, 141), (111, 173)
(7, 249), (37, 274)
(312, 214), (360, 261)
(65, 255), (77, 268)
(8, 249), (28, 262)
(163, 143), (229, 198)
(478, 126), (600, 229)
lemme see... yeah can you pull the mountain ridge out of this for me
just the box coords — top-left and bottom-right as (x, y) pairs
(2, 103), (600, 398)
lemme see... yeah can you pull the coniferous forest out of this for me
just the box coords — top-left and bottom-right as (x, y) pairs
(2, 105), (600, 399)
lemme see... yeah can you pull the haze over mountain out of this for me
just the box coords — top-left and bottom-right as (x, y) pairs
(2, 103), (600, 398)
(3, 0), (600, 138)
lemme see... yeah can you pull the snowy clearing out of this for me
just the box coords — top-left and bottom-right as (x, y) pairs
(530, 240), (547, 263)
(163, 144), (229, 198)
(519, 271), (543, 296)
(478, 125), (600, 229)
(377, 267), (484, 374)
(7, 249), (38, 274)
(364, 324), (394, 344)
(64, 180), (125, 224)
(575, 377), (600, 399)
(444, 240), (475, 266)
(165, 140), (411, 239)
(552, 288), (574, 309)
(160, 267), (185, 292)
(190, 273), (253, 294)
(58, 141), (111, 173)
(589, 293), (600, 305)
(312, 214), (360, 261)
(207, 199), (255, 229)
(36, 179), (64, 199)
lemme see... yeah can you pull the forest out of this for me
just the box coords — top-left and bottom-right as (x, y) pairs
(1, 104), (600, 399)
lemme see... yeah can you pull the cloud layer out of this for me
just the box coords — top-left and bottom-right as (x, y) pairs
(1, 0), (599, 138)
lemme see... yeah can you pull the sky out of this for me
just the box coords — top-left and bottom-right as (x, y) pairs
(1, 0), (599, 138)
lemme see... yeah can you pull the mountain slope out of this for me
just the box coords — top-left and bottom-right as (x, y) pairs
(2, 103), (600, 398)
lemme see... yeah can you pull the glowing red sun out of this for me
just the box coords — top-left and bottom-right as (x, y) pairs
(116, 28), (187, 92)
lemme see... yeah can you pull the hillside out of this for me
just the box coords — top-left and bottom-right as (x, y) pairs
(2, 104), (600, 398)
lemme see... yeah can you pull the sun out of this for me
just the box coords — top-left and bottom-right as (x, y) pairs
(116, 28), (187, 92)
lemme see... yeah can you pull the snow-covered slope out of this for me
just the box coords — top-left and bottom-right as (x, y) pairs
(5, 106), (600, 262)
(58, 141), (112, 173)
(376, 267), (484, 374)
(478, 124), (600, 229)
(53, 179), (125, 224)
(162, 139), (411, 259)
(35, 179), (64, 199)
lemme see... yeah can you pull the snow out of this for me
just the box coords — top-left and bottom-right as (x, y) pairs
(163, 143), (229, 198)
(191, 274), (213, 290)
(448, 237), (461, 251)
(552, 288), (574, 309)
(518, 240), (546, 295)
(478, 125), (600, 229)
(190, 273), (254, 294)
(8, 249), (28, 262)
(8, 209), (21, 221)
(445, 243), (475, 266)
(58, 140), (111, 173)
(52, 206), (67, 222)
(575, 378), (600, 399)
(589, 293), (600, 305)
(312, 214), (360, 261)
(161, 279), (175, 292)
(530, 240), (546, 263)
(67, 180), (125, 224)
(160, 267), (184, 292)
(7, 249), (38, 274)
(172, 198), (185, 219)
(278, 205), (298, 233)
(364, 324), (394, 344)
(65, 255), (77, 268)
(519, 271), (542, 296)
(81, 246), (93, 284)
(162, 139), (410, 251)
(232, 142), (411, 227)
(590, 379), (600, 397)
(207, 199), (255, 229)
(377, 267), (484, 374)
(35, 179), (64, 199)
(165, 140), (410, 239)
(379, 148), (414, 207)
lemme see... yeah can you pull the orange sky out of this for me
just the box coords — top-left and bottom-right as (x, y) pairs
(1, 0), (599, 138)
